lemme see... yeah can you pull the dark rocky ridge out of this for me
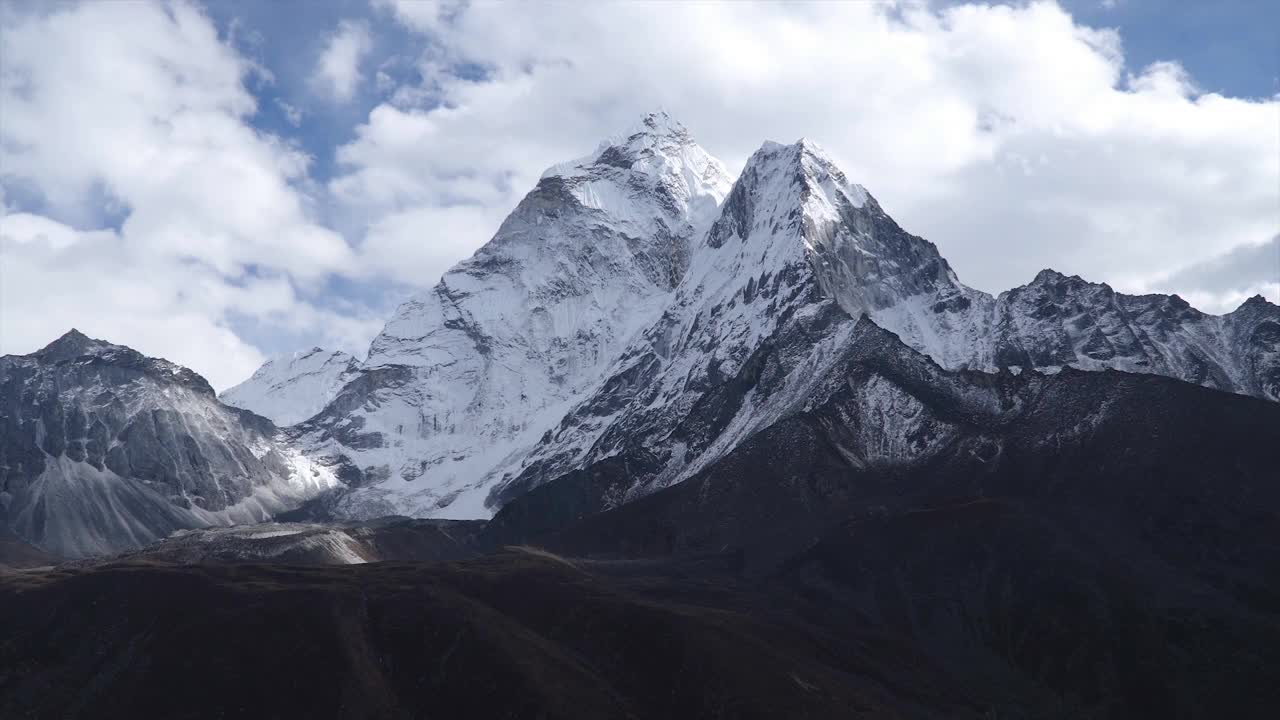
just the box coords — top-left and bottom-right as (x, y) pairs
(477, 320), (1280, 717)
(487, 317), (1280, 562)
(0, 331), (330, 558)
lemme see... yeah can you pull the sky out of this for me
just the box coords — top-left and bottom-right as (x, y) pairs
(1, 0), (1277, 391)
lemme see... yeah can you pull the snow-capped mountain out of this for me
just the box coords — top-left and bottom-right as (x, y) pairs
(493, 138), (961, 505)
(283, 117), (1276, 521)
(34, 113), (1272, 539)
(0, 331), (336, 557)
(982, 272), (1279, 398)
(221, 348), (361, 426)
(491, 137), (1280, 507)
(290, 111), (732, 518)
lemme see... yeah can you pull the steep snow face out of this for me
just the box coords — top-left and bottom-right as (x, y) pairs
(0, 331), (338, 558)
(294, 112), (733, 519)
(221, 348), (361, 426)
(723, 140), (992, 370)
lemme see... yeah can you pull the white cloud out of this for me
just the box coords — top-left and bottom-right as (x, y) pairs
(356, 204), (509, 285)
(312, 19), (372, 103)
(0, 1), (367, 390)
(344, 0), (1277, 307)
(0, 212), (383, 391)
(0, 213), (264, 390)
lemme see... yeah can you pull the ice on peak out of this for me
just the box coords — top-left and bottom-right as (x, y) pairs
(531, 113), (733, 238)
(604, 109), (692, 155)
(700, 137), (871, 252)
(791, 136), (833, 158)
(542, 111), (716, 182)
(739, 138), (870, 213)
(751, 137), (835, 166)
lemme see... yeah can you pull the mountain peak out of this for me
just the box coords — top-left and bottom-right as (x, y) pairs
(706, 137), (870, 249)
(1032, 268), (1068, 283)
(1239, 293), (1276, 311)
(543, 111), (710, 182)
(793, 136), (825, 154)
(633, 109), (687, 138)
(36, 328), (115, 362)
(754, 137), (835, 163)
(529, 113), (732, 237)
(46, 327), (91, 346)
(23, 330), (216, 396)
(746, 138), (869, 207)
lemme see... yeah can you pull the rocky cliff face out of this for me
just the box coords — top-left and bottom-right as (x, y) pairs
(0, 331), (336, 557)
(982, 271), (1279, 399)
(488, 313), (1280, 565)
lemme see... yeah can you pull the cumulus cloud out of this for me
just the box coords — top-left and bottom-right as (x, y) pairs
(348, 0), (1276, 306)
(0, 1), (369, 390)
(312, 19), (372, 103)
(356, 204), (510, 285)
(1, 213), (256, 389)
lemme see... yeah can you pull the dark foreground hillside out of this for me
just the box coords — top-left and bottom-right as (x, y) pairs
(1, 550), (981, 720)
(3, 524), (1277, 719)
